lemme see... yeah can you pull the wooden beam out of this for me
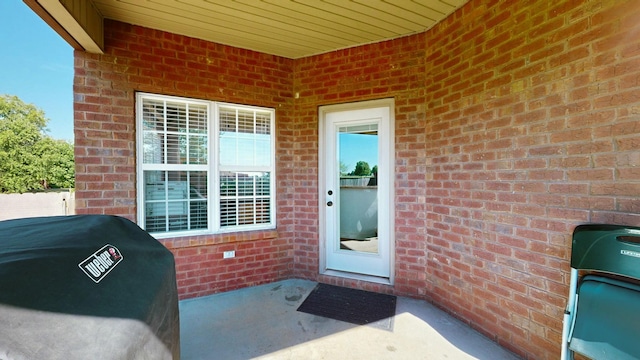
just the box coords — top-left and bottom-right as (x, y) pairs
(23, 0), (82, 50)
(23, 0), (104, 54)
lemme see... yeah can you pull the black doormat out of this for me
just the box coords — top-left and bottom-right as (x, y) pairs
(297, 283), (397, 326)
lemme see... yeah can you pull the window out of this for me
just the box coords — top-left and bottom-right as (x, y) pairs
(136, 93), (275, 237)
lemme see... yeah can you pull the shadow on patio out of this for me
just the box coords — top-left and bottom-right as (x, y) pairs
(179, 279), (520, 360)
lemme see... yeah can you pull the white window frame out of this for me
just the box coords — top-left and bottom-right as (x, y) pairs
(136, 92), (276, 238)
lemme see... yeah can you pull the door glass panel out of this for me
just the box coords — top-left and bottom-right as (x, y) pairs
(337, 124), (378, 254)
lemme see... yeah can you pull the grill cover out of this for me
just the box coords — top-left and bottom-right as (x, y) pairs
(0, 215), (180, 360)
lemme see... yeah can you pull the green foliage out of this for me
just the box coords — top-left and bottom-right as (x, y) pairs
(0, 95), (74, 193)
(339, 161), (349, 175)
(350, 160), (371, 176)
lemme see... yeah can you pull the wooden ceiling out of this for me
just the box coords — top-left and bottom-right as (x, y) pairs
(29, 0), (468, 59)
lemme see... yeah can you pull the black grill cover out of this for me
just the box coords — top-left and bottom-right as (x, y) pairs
(0, 215), (180, 359)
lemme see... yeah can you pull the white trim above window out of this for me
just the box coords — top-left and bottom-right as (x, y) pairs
(136, 93), (276, 238)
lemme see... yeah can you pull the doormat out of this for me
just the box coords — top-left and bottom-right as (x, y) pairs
(297, 283), (397, 327)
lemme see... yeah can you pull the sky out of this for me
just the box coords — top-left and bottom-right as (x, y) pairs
(0, 1), (74, 142)
(340, 133), (378, 173)
(0, 2), (376, 162)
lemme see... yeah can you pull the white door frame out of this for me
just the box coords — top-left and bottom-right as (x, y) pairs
(318, 98), (395, 285)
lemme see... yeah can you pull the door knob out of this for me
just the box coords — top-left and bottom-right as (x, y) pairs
(327, 201), (333, 206)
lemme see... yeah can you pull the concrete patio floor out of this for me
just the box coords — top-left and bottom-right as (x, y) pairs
(179, 279), (520, 360)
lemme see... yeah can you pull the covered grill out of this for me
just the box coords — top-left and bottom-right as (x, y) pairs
(0, 215), (180, 359)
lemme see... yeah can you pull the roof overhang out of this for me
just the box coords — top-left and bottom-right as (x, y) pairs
(25, 0), (104, 53)
(25, 0), (468, 59)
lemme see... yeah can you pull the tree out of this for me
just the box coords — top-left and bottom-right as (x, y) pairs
(350, 160), (371, 176)
(34, 137), (75, 189)
(0, 95), (74, 193)
(339, 161), (349, 175)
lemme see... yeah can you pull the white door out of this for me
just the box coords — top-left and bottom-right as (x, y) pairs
(319, 99), (394, 281)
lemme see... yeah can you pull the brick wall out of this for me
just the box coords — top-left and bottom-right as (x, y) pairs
(292, 1), (640, 358)
(74, 20), (296, 298)
(72, 0), (640, 358)
(293, 36), (429, 294)
(419, 0), (640, 358)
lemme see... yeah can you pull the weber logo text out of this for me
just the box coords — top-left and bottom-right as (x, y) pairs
(79, 244), (123, 283)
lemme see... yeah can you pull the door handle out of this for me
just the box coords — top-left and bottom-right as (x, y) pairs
(327, 201), (333, 207)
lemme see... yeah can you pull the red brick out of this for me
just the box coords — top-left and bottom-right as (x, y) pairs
(71, 1), (640, 358)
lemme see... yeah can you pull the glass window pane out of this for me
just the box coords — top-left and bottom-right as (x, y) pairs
(145, 216), (165, 233)
(219, 108), (236, 132)
(219, 133), (237, 166)
(142, 98), (208, 166)
(218, 171), (270, 228)
(144, 170), (165, 200)
(220, 131), (271, 166)
(190, 200), (208, 229)
(219, 106), (272, 167)
(220, 172), (236, 197)
(143, 132), (164, 164)
(142, 100), (164, 131)
(190, 171), (207, 199)
(189, 135), (207, 164)
(220, 199), (236, 227)
(257, 173), (270, 196)
(166, 134), (185, 164)
(189, 104), (208, 134)
(238, 175), (254, 196)
(237, 109), (254, 133)
(256, 112), (270, 135)
(189, 171), (208, 230)
(166, 180), (187, 200)
(254, 136), (270, 166)
(143, 170), (209, 233)
(255, 198), (270, 223)
(238, 199), (254, 225)
(166, 102), (187, 133)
